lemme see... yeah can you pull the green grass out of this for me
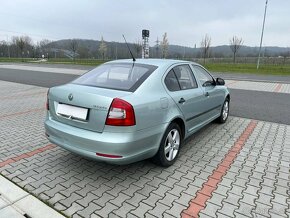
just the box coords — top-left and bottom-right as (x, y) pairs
(0, 57), (107, 66)
(0, 57), (35, 62)
(204, 63), (290, 75)
(46, 58), (107, 66)
(1, 57), (290, 75)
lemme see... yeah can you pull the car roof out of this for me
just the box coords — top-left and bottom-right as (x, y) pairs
(106, 58), (199, 68)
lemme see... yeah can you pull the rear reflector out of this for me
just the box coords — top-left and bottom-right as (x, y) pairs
(96, 153), (123, 158)
(46, 89), (50, 110)
(105, 98), (136, 126)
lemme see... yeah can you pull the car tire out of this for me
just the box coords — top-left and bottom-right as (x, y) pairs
(217, 98), (230, 124)
(153, 123), (182, 167)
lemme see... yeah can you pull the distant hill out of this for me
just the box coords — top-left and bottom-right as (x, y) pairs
(47, 39), (290, 59)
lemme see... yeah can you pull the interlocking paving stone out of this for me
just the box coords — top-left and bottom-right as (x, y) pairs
(159, 192), (178, 207)
(125, 193), (147, 207)
(0, 80), (289, 217)
(112, 202), (136, 217)
(109, 193), (131, 207)
(63, 202), (84, 217)
(165, 202), (187, 218)
(200, 202), (221, 217)
(93, 202), (118, 218)
(219, 202), (239, 217)
(142, 193), (163, 207)
(77, 202), (101, 218)
(130, 202), (152, 217)
(148, 202), (170, 217)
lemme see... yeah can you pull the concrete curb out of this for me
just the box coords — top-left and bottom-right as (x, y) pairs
(224, 77), (290, 84)
(0, 175), (65, 218)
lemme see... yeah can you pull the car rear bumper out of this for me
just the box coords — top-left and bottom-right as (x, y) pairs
(44, 118), (167, 165)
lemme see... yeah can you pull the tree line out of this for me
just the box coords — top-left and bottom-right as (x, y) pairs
(0, 34), (289, 63)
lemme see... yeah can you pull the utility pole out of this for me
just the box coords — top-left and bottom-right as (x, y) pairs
(257, 0), (268, 69)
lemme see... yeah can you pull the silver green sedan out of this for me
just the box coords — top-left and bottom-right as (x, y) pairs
(45, 59), (230, 166)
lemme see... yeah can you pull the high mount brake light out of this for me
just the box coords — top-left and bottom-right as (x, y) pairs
(105, 98), (136, 126)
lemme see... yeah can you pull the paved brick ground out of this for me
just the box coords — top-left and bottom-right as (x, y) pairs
(0, 80), (289, 218)
(226, 80), (290, 94)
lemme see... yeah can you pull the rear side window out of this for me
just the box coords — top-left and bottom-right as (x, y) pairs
(73, 63), (157, 91)
(164, 64), (198, 91)
(164, 70), (180, 91)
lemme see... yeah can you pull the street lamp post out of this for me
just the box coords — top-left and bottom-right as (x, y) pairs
(257, 0), (269, 70)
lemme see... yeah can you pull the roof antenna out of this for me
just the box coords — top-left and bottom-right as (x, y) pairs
(122, 34), (136, 62)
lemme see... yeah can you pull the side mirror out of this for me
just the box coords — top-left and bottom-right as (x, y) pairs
(216, 78), (225, 86)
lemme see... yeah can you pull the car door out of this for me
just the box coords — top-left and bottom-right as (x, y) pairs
(164, 64), (205, 132)
(191, 64), (224, 120)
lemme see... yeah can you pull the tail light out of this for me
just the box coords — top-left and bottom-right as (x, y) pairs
(46, 89), (50, 110)
(105, 98), (136, 126)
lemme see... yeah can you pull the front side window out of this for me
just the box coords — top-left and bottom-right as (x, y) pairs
(192, 65), (214, 87)
(73, 63), (157, 91)
(164, 64), (198, 91)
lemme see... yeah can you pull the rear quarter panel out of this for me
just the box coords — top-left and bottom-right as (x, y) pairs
(122, 65), (184, 132)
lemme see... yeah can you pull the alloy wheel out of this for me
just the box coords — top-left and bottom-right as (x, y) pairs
(222, 101), (229, 121)
(164, 129), (180, 161)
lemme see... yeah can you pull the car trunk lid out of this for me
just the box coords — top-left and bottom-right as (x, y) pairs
(48, 84), (132, 133)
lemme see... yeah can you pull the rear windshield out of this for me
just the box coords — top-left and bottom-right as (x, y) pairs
(72, 63), (158, 91)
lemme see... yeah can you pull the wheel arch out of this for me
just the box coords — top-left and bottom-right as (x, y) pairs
(170, 117), (185, 140)
(226, 93), (230, 102)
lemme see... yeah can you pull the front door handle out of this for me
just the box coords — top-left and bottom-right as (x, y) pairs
(178, 98), (186, 104)
(205, 92), (209, 97)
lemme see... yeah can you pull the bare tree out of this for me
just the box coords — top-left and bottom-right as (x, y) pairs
(160, 33), (169, 58)
(69, 39), (78, 62)
(155, 37), (160, 58)
(13, 36), (32, 61)
(229, 36), (243, 63)
(200, 34), (211, 64)
(38, 39), (52, 58)
(133, 40), (142, 58)
(0, 40), (8, 57)
(280, 51), (290, 65)
(99, 36), (107, 60)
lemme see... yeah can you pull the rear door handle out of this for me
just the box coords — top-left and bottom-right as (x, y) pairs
(205, 92), (209, 97)
(178, 98), (186, 104)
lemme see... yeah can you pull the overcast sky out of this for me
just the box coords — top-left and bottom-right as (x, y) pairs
(0, 0), (289, 47)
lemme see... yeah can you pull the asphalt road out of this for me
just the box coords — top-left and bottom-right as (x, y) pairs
(229, 89), (290, 124)
(1, 68), (290, 125)
(0, 68), (77, 87)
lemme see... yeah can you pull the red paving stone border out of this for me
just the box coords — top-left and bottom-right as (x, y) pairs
(181, 120), (258, 218)
(274, 83), (282, 92)
(0, 144), (56, 168)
